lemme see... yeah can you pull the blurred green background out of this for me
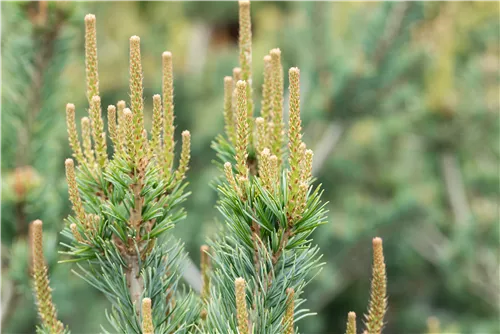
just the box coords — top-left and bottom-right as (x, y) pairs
(1, 1), (498, 333)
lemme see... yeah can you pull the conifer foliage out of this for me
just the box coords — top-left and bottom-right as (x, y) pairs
(33, 12), (199, 334)
(30, 2), (388, 333)
(207, 1), (386, 333)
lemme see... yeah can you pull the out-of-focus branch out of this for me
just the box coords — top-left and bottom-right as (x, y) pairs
(466, 257), (500, 310)
(1, 243), (23, 330)
(1, 274), (17, 328)
(408, 222), (499, 311)
(373, 2), (410, 66)
(185, 22), (212, 75)
(183, 256), (202, 293)
(440, 151), (471, 228)
(407, 223), (449, 265)
(312, 122), (344, 176)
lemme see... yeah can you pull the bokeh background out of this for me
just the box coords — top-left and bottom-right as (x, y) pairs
(1, 1), (499, 333)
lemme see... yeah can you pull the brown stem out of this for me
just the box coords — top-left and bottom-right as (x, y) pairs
(250, 161), (262, 293)
(130, 181), (144, 237)
(266, 228), (293, 291)
(123, 165), (147, 312)
(125, 255), (144, 314)
(272, 228), (292, 266)
(251, 219), (261, 275)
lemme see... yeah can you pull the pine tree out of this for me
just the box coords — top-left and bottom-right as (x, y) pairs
(42, 13), (198, 333)
(29, 2), (390, 333)
(204, 2), (387, 333)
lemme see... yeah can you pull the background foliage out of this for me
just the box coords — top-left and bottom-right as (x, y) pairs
(1, 1), (498, 333)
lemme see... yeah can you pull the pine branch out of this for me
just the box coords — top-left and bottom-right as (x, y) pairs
(270, 48), (284, 168)
(238, 0), (253, 120)
(207, 2), (326, 333)
(224, 76), (236, 145)
(200, 245), (211, 302)
(162, 51), (175, 177)
(283, 288), (295, 334)
(84, 14), (99, 102)
(345, 312), (357, 334)
(235, 277), (250, 334)
(364, 238), (387, 334)
(54, 13), (199, 333)
(141, 298), (154, 334)
(31, 220), (66, 334)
